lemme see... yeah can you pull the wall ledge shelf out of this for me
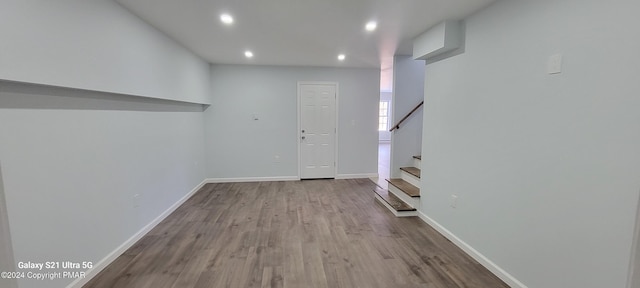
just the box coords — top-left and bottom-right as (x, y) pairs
(0, 79), (211, 111)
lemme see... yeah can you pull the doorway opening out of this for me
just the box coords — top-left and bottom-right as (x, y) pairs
(373, 91), (393, 188)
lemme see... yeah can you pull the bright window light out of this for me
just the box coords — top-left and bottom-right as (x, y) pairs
(379, 101), (390, 131)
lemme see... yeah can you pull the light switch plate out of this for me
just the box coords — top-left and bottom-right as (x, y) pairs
(548, 53), (563, 74)
(450, 194), (458, 208)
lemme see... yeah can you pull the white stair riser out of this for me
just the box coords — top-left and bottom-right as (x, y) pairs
(413, 158), (421, 169)
(374, 195), (418, 217)
(401, 170), (421, 187)
(388, 185), (419, 207)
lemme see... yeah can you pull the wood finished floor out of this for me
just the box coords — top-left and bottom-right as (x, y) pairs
(84, 179), (509, 288)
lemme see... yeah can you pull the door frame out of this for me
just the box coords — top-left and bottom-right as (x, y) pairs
(627, 190), (640, 288)
(297, 81), (339, 179)
(0, 162), (17, 288)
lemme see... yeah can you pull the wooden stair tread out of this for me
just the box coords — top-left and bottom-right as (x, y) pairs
(373, 187), (416, 211)
(386, 178), (420, 197)
(400, 167), (421, 178)
(413, 155), (421, 160)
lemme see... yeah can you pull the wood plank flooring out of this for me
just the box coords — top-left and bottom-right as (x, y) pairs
(83, 179), (508, 288)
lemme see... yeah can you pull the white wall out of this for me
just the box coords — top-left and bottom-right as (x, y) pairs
(205, 64), (379, 179)
(0, 82), (207, 288)
(0, 0), (210, 104)
(0, 1), (212, 288)
(391, 55), (424, 177)
(379, 91), (392, 142)
(420, 0), (640, 287)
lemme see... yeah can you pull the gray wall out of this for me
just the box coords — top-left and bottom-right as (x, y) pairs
(391, 55), (425, 177)
(420, 0), (640, 287)
(205, 64), (379, 179)
(0, 83), (207, 288)
(0, 1), (211, 288)
(0, 0), (210, 104)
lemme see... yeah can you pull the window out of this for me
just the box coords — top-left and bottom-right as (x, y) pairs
(379, 101), (390, 131)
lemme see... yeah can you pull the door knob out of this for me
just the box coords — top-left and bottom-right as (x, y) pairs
(301, 136), (306, 140)
(301, 130), (305, 133)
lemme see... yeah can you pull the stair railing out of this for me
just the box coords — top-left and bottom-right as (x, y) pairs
(389, 101), (424, 132)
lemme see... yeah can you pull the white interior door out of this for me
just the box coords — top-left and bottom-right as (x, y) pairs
(299, 83), (337, 179)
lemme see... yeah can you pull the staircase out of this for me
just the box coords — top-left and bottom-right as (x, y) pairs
(374, 155), (421, 217)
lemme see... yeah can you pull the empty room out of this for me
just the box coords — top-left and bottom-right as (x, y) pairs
(1, 0), (640, 288)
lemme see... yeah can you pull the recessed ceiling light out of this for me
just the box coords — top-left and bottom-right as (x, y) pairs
(365, 21), (377, 31)
(245, 51), (254, 58)
(220, 13), (234, 25)
(337, 54), (346, 61)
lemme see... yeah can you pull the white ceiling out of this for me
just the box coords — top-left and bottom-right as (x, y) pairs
(115, 0), (496, 91)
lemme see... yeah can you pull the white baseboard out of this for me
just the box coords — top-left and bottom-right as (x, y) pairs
(206, 175), (378, 182)
(417, 211), (527, 288)
(207, 175), (379, 182)
(205, 176), (299, 183)
(335, 173), (378, 179)
(66, 179), (208, 288)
